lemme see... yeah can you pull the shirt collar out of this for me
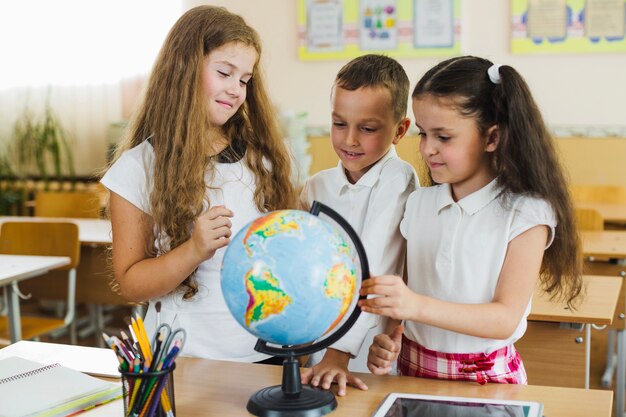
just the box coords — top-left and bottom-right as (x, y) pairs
(436, 177), (502, 215)
(336, 146), (398, 194)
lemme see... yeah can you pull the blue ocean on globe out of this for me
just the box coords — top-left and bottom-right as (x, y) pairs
(220, 209), (358, 346)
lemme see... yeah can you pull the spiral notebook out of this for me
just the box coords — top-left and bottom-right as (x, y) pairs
(0, 357), (122, 417)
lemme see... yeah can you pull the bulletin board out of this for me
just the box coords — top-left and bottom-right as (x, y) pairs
(511, 0), (626, 54)
(297, 0), (461, 60)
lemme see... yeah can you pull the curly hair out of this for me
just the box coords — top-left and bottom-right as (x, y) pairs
(107, 6), (296, 299)
(412, 56), (582, 308)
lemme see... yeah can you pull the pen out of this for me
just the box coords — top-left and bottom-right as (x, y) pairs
(162, 345), (180, 370)
(148, 332), (164, 373)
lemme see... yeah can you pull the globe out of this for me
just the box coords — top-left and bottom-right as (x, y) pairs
(220, 202), (369, 417)
(221, 208), (359, 346)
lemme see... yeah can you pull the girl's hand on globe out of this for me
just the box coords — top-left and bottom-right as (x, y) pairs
(358, 275), (418, 320)
(189, 205), (233, 262)
(301, 348), (368, 396)
(367, 324), (404, 375)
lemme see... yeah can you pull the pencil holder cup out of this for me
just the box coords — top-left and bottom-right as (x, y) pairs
(120, 363), (176, 417)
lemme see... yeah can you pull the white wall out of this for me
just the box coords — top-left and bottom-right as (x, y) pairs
(186, 0), (626, 130)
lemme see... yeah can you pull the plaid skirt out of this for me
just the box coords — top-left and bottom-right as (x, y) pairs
(398, 335), (527, 385)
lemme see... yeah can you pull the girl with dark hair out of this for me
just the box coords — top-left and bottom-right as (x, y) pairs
(359, 56), (582, 385)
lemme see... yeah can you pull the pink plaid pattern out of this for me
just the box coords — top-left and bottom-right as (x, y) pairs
(398, 335), (527, 385)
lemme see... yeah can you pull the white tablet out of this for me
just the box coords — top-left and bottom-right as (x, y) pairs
(371, 392), (544, 417)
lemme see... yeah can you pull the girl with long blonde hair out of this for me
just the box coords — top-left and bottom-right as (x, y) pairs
(101, 5), (296, 362)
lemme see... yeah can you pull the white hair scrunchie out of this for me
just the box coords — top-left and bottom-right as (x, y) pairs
(487, 64), (501, 84)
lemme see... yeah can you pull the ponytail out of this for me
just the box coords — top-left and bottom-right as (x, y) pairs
(413, 56), (582, 307)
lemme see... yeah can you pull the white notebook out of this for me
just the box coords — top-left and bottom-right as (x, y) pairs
(0, 341), (120, 378)
(0, 357), (122, 417)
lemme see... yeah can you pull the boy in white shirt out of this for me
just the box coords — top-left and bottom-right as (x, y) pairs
(300, 54), (418, 395)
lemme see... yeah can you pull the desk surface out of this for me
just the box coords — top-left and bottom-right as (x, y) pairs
(90, 357), (612, 417)
(581, 230), (626, 258)
(0, 254), (70, 285)
(529, 274), (622, 324)
(0, 216), (111, 245)
(576, 202), (626, 224)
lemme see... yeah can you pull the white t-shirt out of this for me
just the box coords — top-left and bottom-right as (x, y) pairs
(101, 141), (270, 362)
(401, 178), (556, 354)
(301, 146), (418, 371)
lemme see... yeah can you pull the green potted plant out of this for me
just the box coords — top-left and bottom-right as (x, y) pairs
(11, 103), (76, 191)
(0, 151), (25, 215)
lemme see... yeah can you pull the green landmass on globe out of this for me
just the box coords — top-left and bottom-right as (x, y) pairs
(244, 264), (293, 327)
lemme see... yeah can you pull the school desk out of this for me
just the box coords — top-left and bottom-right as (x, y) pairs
(0, 216), (123, 346)
(0, 216), (119, 303)
(515, 274), (621, 392)
(0, 216), (111, 246)
(582, 230), (626, 259)
(82, 356), (612, 417)
(581, 240), (626, 417)
(0, 254), (70, 342)
(576, 202), (626, 227)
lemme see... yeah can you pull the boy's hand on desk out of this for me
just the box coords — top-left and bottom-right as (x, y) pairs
(301, 348), (368, 396)
(367, 324), (403, 375)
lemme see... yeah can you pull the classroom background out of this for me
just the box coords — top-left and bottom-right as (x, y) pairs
(0, 0), (625, 187)
(1, 2), (626, 416)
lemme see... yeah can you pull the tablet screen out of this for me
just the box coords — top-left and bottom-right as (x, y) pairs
(373, 393), (543, 417)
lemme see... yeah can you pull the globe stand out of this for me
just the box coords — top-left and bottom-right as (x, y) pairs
(247, 349), (337, 417)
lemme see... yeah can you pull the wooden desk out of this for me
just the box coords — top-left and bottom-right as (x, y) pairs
(0, 216), (123, 348)
(579, 237), (626, 417)
(87, 357), (612, 417)
(528, 274), (621, 325)
(577, 202), (626, 227)
(582, 230), (626, 259)
(0, 216), (111, 246)
(515, 275), (621, 390)
(0, 216), (121, 305)
(0, 254), (70, 342)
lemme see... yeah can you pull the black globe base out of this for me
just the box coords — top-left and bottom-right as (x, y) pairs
(247, 385), (337, 417)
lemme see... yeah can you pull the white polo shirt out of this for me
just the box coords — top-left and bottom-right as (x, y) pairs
(401, 179), (556, 354)
(101, 141), (270, 362)
(301, 146), (418, 370)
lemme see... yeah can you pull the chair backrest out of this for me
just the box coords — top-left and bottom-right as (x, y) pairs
(570, 184), (626, 204)
(35, 191), (102, 218)
(575, 208), (605, 231)
(0, 222), (80, 269)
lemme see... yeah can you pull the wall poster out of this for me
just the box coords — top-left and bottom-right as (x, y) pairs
(297, 0), (461, 60)
(511, 0), (626, 53)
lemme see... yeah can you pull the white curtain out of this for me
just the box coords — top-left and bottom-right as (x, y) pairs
(0, 0), (181, 176)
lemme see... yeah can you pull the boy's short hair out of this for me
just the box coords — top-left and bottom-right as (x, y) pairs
(335, 54), (409, 122)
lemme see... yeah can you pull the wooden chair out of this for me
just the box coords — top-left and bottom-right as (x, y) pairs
(575, 208), (605, 231)
(35, 190), (102, 218)
(0, 222), (80, 342)
(570, 184), (626, 204)
(32, 189), (109, 340)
